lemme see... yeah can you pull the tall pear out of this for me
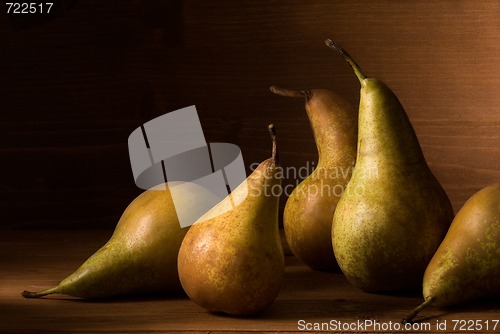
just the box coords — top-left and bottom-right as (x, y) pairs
(404, 183), (500, 323)
(177, 124), (284, 315)
(270, 85), (357, 271)
(327, 39), (454, 292)
(22, 182), (217, 299)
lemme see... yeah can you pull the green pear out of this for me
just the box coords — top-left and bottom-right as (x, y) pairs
(22, 182), (217, 299)
(327, 39), (454, 292)
(177, 124), (284, 315)
(404, 183), (500, 323)
(270, 85), (357, 271)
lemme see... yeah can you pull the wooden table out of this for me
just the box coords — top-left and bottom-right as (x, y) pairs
(1, 229), (499, 333)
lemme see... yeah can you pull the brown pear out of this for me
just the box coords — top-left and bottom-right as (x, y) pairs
(177, 124), (284, 315)
(270, 86), (357, 271)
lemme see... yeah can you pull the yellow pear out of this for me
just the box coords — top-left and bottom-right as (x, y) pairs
(404, 183), (500, 323)
(327, 39), (454, 292)
(22, 182), (217, 299)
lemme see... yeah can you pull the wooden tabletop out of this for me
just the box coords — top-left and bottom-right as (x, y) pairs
(0, 229), (499, 333)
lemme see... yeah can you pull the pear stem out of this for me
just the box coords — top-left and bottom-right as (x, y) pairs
(269, 85), (306, 99)
(267, 123), (279, 165)
(325, 39), (366, 83)
(402, 296), (436, 324)
(22, 287), (59, 298)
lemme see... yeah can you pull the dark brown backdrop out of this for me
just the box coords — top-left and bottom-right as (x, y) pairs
(1, 0), (499, 229)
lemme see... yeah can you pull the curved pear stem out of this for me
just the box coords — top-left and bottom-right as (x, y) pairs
(269, 85), (306, 99)
(267, 123), (279, 165)
(402, 296), (435, 324)
(22, 287), (59, 298)
(325, 39), (366, 83)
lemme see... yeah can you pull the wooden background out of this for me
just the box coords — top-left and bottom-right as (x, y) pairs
(1, 0), (499, 229)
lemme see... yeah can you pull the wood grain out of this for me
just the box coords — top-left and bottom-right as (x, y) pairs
(0, 230), (499, 333)
(0, 0), (499, 228)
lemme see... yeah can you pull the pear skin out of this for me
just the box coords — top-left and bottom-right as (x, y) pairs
(270, 86), (357, 271)
(404, 183), (500, 323)
(327, 39), (454, 292)
(177, 124), (284, 315)
(22, 182), (216, 299)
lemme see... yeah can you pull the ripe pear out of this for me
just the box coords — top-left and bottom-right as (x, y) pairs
(22, 182), (217, 299)
(327, 39), (454, 292)
(177, 124), (284, 315)
(404, 183), (500, 323)
(270, 85), (357, 271)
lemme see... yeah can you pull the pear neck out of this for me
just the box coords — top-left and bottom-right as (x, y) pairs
(306, 90), (357, 161)
(357, 79), (425, 165)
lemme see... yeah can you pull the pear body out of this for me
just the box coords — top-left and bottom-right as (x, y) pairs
(284, 89), (357, 271)
(423, 183), (500, 307)
(332, 78), (454, 292)
(26, 182), (216, 299)
(178, 156), (284, 315)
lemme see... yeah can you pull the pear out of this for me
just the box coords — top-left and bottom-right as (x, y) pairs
(177, 124), (284, 315)
(404, 183), (500, 323)
(22, 182), (216, 299)
(326, 39), (454, 292)
(270, 85), (357, 271)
